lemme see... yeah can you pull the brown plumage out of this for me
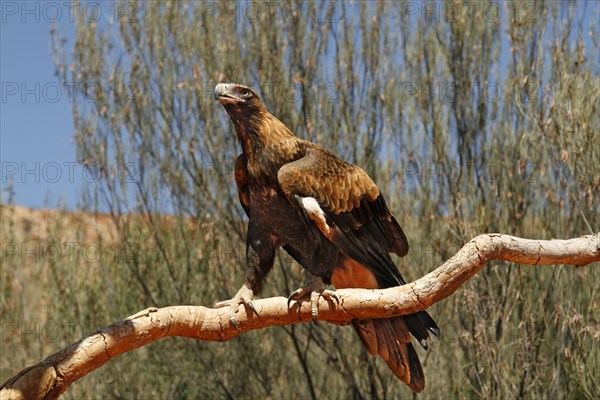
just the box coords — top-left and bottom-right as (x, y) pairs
(215, 83), (439, 392)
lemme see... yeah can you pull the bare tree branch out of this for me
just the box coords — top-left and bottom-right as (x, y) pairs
(2, 233), (598, 400)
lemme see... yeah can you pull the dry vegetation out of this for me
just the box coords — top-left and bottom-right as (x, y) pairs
(1, 1), (599, 399)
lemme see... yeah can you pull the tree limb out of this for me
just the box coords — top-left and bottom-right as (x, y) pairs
(2, 233), (598, 399)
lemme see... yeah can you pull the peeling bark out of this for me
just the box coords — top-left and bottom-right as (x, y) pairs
(2, 233), (598, 399)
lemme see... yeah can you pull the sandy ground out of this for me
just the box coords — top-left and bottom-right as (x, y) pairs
(1, 205), (118, 243)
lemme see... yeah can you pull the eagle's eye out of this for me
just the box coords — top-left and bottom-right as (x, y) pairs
(240, 89), (252, 98)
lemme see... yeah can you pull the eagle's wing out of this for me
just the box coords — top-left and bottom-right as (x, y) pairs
(277, 143), (409, 288)
(234, 153), (251, 217)
(236, 152), (312, 268)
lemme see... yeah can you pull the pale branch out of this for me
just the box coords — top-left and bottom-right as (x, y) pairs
(2, 233), (598, 399)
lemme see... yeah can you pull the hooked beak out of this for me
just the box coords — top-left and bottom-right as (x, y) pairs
(214, 83), (244, 105)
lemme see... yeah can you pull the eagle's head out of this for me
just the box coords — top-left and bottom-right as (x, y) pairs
(214, 83), (263, 114)
(215, 82), (293, 145)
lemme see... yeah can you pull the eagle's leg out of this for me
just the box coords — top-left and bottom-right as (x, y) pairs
(215, 283), (259, 330)
(215, 221), (276, 329)
(288, 275), (340, 322)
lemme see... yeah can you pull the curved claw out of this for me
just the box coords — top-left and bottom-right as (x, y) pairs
(287, 285), (340, 322)
(325, 290), (341, 305)
(287, 287), (309, 308)
(229, 315), (240, 330)
(246, 301), (259, 317)
(215, 284), (258, 330)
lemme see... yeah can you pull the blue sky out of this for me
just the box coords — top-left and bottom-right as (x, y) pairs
(1, 5), (80, 209)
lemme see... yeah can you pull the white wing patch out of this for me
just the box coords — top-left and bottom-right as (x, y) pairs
(301, 197), (331, 237)
(301, 197), (323, 214)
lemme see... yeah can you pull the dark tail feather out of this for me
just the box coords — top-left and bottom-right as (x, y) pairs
(406, 342), (425, 392)
(353, 314), (436, 393)
(404, 310), (440, 349)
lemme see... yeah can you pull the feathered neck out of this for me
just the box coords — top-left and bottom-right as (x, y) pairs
(225, 105), (295, 157)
